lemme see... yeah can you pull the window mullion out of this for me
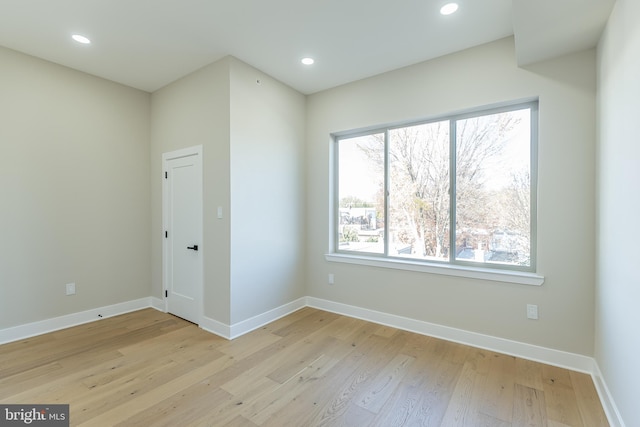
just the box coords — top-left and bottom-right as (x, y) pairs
(449, 119), (457, 264)
(529, 104), (539, 270)
(384, 129), (390, 257)
(333, 138), (340, 253)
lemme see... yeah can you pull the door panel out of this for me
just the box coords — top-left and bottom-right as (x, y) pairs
(163, 146), (202, 324)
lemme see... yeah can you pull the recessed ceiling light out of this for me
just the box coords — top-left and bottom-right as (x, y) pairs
(440, 3), (459, 15)
(72, 34), (91, 44)
(301, 57), (315, 65)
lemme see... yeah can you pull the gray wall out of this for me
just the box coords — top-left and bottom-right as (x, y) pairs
(150, 58), (233, 324)
(306, 37), (597, 356)
(229, 58), (306, 324)
(0, 46), (151, 328)
(596, 0), (640, 424)
(150, 57), (306, 326)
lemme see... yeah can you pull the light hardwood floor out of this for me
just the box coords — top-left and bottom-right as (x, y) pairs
(0, 308), (608, 426)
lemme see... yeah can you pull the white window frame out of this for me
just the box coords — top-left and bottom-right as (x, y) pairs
(328, 99), (544, 286)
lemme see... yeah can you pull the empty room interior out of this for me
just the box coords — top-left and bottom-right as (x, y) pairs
(0, 0), (638, 426)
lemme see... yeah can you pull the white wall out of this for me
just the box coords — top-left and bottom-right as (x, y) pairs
(0, 46), (151, 328)
(306, 37), (597, 355)
(596, 0), (640, 424)
(229, 58), (307, 324)
(150, 58), (232, 324)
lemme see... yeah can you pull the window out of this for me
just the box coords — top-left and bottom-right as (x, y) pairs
(334, 101), (538, 272)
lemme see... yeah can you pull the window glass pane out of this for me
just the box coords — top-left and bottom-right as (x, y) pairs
(389, 121), (450, 261)
(455, 108), (531, 267)
(338, 134), (385, 254)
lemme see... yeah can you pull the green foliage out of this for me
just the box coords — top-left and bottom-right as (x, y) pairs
(340, 226), (360, 242)
(340, 196), (374, 208)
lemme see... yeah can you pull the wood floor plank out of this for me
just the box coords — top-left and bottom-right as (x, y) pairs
(271, 309), (339, 338)
(370, 382), (422, 427)
(306, 332), (408, 426)
(1, 316), (185, 379)
(569, 370), (610, 426)
(246, 333), (373, 426)
(266, 335), (340, 384)
(0, 362), (63, 399)
(371, 354), (463, 427)
(512, 383), (548, 427)
(354, 353), (415, 414)
(478, 352), (516, 422)
(114, 381), (232, 427)
(336, 403), (377, 427)
(322, 315), (368, 341)
(439, 351), (489, 427)
(475, 412), (511, 427)
(245, 354), (340, 425)
(218, 415), (259, 427)
(0, 308), (609, 427)
(374, 324), (399, 338)
(542, 365), (583, 426)
(216, 330), (282, 360)
(515, 358), (546, 391)
(76, 356), (237, 426)
(258, 307), (316, 332)
(220, 360), (281, 398)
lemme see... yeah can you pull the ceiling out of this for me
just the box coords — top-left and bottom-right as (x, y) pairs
(0, 0), (615, 95)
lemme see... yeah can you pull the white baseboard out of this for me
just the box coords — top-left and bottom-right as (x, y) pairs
(199, 297), (307, 341)
(229, 297), (306, 339)
(0, 297), (156, 345)
(306, 297), (594, 373)
(150, 296), (165, 312)
(199, 316), (231, 340)
(591, 361), (626, 427)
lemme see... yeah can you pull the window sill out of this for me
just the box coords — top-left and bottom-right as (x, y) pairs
(324, 253), (544, 286)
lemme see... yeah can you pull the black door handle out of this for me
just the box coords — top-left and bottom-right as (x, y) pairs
(187, 245), (198, 251)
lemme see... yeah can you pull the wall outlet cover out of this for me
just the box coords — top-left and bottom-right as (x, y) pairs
(66, 283), (76, 296)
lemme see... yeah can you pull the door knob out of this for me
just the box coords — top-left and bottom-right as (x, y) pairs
(187, 245), (198, 251)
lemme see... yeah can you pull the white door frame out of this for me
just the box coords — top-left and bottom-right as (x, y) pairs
(162, 145), (204, 325)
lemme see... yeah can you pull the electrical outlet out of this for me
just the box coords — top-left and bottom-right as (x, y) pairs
(527, 304), (538, 320)
(66, 283), (76, 296)
(328, 274), (334, 285)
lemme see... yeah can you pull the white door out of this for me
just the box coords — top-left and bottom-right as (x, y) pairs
(163, 146), (203, 324)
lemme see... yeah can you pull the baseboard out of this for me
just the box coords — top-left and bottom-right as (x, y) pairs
(0, 294), (607, 376)
(150, 296), (165, 312)
(199, 297), (307, 341)
(0, 297), (156, 345)
(199, 316), (231, 340)
(306, 297), (595, 374)
(229, 297), (307, 339)
(592, 361), (626, 427)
